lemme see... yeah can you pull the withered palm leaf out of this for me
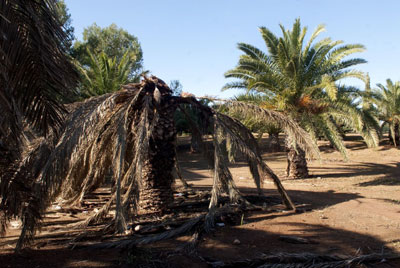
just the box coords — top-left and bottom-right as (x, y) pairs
(0, 0), (77, 246)
(0, 0), (78, 145)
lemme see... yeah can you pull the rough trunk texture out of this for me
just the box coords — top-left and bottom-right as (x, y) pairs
(138, 99), (177, 215)
(286, 146), (309, 179)
(266, 132), (281, 152)
(389, 123), (400, 146)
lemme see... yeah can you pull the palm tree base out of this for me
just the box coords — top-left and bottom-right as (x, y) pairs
(286, 147), (309, 179)
(138, 152), (175, 214)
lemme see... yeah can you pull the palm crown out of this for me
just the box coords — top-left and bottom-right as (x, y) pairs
(224, 18), (378, 157)
(76, 49), (133, 98)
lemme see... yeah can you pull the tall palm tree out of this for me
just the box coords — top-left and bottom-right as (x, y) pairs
(0, 0), (77, 240)
(224, 18), (378, 179)
(373, 79), (400, 146)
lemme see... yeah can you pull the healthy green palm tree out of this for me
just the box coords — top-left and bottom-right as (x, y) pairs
(373, 79), (400, 146)
(224, 18), (378, 178)
(76, 49), (133, 98)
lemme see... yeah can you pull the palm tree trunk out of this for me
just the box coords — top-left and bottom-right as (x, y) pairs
(267, 132), (281, 152)
(388, 123), (400, 146)
(286, 144), (309, 179)
(138, 101), (176, 214)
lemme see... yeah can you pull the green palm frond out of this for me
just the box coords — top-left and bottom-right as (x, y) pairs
(227, 93), (280, 135)
(303, 24), (326, 57)
(237, 43), (271, 62)
(77, 49), (133, 98)
(221, 81), (248, 91)
(372, 79), (400, 145)
(224, 18), (374, 156)
(318, 115), (348, 159)
(329, 44), (366, 64)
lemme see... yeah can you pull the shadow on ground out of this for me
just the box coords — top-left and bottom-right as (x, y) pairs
(198, 222), (397, 267)
(308, 162), (400, 183)
(0, 187), (380, 268)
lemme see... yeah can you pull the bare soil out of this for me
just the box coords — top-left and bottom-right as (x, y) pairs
(1, 134), (400, 267)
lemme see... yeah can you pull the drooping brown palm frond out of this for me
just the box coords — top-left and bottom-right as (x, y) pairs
(220, 101), (321, 159)
(13, 87), (145, 250)
(0, 0), (78, 146)
(8, 76), (314, 251)
(0, 0), (78, 240)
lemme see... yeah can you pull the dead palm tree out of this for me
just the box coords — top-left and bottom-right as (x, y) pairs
(8, 75), (319, 251)
(0, 0), (77, 241)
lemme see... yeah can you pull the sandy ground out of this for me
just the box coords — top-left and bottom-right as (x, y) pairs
(1, 135), (400, 267)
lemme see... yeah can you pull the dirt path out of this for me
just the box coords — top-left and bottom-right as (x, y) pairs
(178, 136), (400, 266)
(1, 135), (400, 267)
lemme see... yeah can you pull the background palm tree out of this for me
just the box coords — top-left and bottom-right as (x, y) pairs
(372, 79), (400, 146)
(224, 18), (378, 179)
(75, 49), (133, 98)
(0, 0), (77, 239)
(71, 23), (143, 81)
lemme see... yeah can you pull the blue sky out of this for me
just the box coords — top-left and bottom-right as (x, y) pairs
(65, 0), (400, 98)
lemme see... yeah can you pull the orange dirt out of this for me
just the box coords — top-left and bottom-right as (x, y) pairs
(1, 134), (400, 267)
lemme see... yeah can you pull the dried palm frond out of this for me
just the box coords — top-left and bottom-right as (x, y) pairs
(87, 214), (205, 250)
(0, 0), (78, 146)
(0, 0), (78, 241)
(221, 101), (320, 160)
(177, 97), (296, 209)
(214, 113), (295, 209)
(84, 204), (240, 250)
(12, 84), (146, 250)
